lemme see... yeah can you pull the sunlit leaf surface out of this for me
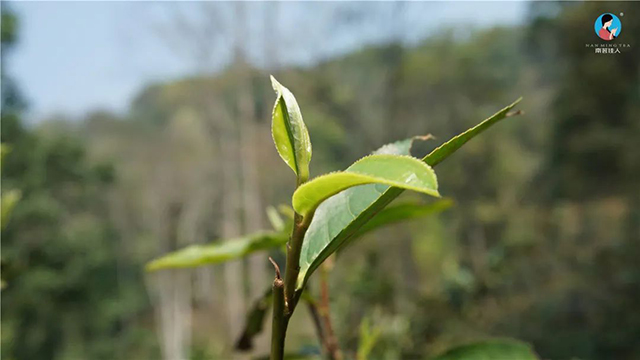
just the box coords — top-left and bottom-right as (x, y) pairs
(352, 198), (453, 239)
(271, 76), (312, 182)
(146, 231), (287, 271)
(296, 99), (521, 289)
(292, 154), (439, 217)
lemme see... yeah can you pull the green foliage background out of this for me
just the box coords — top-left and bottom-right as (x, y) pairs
(2, 2), (639, 359)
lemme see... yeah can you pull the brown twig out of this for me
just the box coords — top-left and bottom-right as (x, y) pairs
(268, 257), (281, 280)
(306, 298), (329, 355)
(269, 257), (285, 360)
(319, 261), (342, 360)
(506, 109), (524, 117)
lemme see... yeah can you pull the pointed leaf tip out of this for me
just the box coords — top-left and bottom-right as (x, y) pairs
(423, 97), (523, 167)
(295, 99), (522, 290)
(270, 76), (312, 183)
(269, 75), (280, 93)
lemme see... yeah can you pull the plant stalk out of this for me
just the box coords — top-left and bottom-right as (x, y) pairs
(306, 299), (328, 353)
(283, 211), (314, 313)
(270, 258), (286, 360)
(319, 261), (342, 360)
(268, 210), (314, 360)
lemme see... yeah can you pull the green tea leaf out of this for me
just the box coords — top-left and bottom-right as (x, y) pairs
(431, 339), (538, 360)
(271, 76), (312, 183)
(292, 154), (440, 217)
(236, 287), (273, 351)
(145, 231), (287, 271)
(352, 198), (453, 239)
(336, 199), (452, 256)
(425, 98), (522, 167)
(296, 99), (521, 290)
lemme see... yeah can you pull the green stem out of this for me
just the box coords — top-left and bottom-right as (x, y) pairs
(283, 211), (314, 313)
(270, 258), (286, 360)
(268, 210), (314, 360)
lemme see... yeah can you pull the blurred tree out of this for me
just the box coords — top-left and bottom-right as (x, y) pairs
(528, 1), (640, 199)
(1, 5), (158, 360)
(1, 3), (24, 114)
(522, 2), (640, 359)
(3, 1), (639, 358)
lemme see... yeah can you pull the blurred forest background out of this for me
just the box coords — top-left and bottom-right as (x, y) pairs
(2, 1), (639, 360)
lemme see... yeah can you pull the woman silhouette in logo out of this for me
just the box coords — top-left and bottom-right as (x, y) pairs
(598, 14), (618, 41)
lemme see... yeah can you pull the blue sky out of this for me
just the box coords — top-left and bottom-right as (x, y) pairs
(7, 1), (527, 122)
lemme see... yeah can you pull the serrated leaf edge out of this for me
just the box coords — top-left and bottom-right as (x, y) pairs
(295, 98), (523, 290)
(292, 154), (440, 216)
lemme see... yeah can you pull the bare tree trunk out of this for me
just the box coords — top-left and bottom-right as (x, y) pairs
(156, 269), (191, 360)
(148, 201), (193, 360)
(239, 89), (267, 302)
(220, 121), (246, 342)
(193, 190), (217, 306)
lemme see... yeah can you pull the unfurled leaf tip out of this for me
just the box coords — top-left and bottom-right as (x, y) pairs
(270, 75), (282, 95)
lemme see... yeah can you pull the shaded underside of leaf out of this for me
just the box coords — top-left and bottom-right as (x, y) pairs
(292, 154), (439, 216)
(271, 76), (312, 181)
(431, 339), (539, 360)
(296, 98), (522, 290)
(235, 287), (273, 351)
(352, 198), (454, 239)
(145, 231), (287, 271)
